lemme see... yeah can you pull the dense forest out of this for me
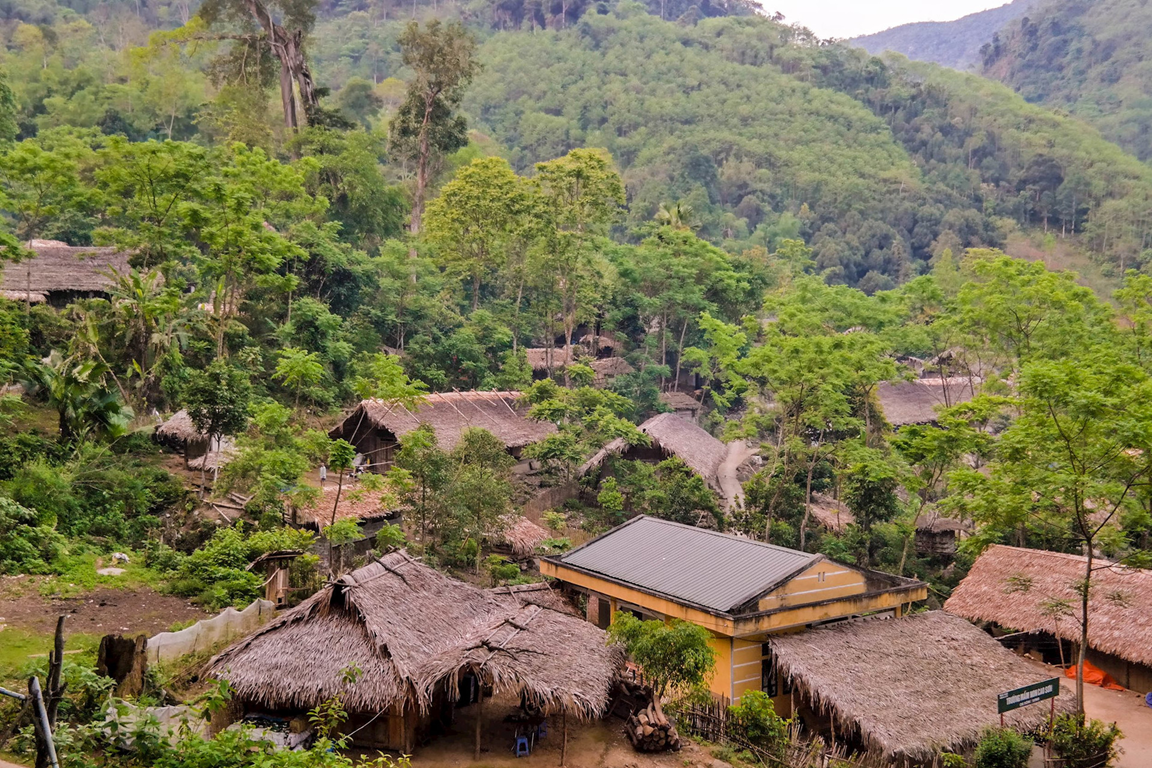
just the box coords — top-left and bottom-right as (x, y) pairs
(1, 0), (1152, 764)
(852, 0), (1036, 70)
(980, 0), (1152, 163)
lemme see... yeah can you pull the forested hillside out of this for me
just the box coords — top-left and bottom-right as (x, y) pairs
(980, 0), (1152, 163)
(851, 0), (1035, 70)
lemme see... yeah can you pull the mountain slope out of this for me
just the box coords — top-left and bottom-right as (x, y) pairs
(851, 0), (1036, 70)
(980, 0), (1152, 162)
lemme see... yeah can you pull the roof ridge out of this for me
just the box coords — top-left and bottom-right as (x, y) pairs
(630, 515), (820, 559)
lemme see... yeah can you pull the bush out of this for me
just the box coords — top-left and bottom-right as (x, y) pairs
(974, 727), (1032, 768)
(0, 495), (67, 574)
(727, 690), (788, 756)
(1050, 713), (1122, 768)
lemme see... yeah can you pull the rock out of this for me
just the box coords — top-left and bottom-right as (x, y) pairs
(97, 567), (125, 576)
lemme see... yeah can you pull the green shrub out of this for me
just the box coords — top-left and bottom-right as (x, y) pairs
(727, 690), (788, 756)
(484, 554), (521, 585)
(974, 727), (1032, 768)
(0, 495), (67, 574)
(1050, 713), (1122, 768)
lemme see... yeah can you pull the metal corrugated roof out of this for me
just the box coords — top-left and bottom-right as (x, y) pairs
(557, 516), (819, 614)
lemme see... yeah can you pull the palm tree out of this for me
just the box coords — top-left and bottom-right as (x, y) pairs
(655, 201), (698, 231)
(23, 351), (132, 442)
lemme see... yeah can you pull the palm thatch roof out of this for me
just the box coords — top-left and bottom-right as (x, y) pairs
(208, 551), (620, 718)
(187, 439), (236, 471)
(0, 241), (130, 297)
(875, 377), (977, 427)
(578, 333), (624, 354)
(659, 390), (703, 414)
(768, 611), (1075, 762)
(154, 410), (207, 444)
(500, 515), (550, 557)
(945, 545), (1152, 668)
(590, 357), (634, 387)
(331, 391), (554, 453)
(525, 346), (576, 372)
(580, 413), (726, 486)
(808, 493), (855, 532)
(297, 486), (397, 527)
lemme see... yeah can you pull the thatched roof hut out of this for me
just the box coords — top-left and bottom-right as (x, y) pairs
(0, 241), (130, 304)
(329, 391), (555, 472)
(296, 487), (397, 528)
(580, 413), (726, 488)
(589, 357), (634, 387)
(525, 346), (576, 373)
(945, 545), (1152, 670)
(209, 552), (620, 750)
(659, 390), (703, 420)
(499, 515), (550, 558)
(875, 377), (977, 427)
(578, 333), (624, 356)
(808, 493), (855, 532)
(768, 611), (1075, 762)
(186, 439), (236, 472)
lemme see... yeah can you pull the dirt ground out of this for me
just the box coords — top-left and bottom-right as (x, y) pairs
(379, 696), (727, 768)
(0, 578), (208, 638)
(1081, 681), (1152, 768)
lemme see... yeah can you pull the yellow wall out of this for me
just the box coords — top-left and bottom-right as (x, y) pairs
(756, 561), (866, 611)
(709, 636), (733, 700)
(731, 638), (762, 703)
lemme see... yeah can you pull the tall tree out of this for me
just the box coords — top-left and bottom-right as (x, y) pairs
(184, 359), (253, 494)
(388, 20), (479, 237)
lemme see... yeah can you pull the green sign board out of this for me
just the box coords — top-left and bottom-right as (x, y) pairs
(997, 678), (1060, 714)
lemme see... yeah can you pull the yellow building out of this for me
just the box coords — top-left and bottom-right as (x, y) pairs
(541, 516), (927, 713)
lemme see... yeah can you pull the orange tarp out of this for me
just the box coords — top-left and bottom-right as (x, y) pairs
(1065, 660), (1125, 691)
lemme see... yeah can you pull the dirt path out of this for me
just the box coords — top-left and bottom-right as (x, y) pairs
(0, 581), (207, 637)
(717, 440), (757, 512)
(1082, 681), (1152, 768)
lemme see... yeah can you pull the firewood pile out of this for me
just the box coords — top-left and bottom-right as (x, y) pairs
(618, 679), (681, 753)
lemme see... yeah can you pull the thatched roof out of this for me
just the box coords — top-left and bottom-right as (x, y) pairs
(297, 486), (396, 527)
(808, 493), (855, 532)
(590, 357), (634, 387)
(659, 390), (702, 413)
(579, 413), (726, 485)
(331, 391), (554, 453)
(768, 611), (1075, 762)
(0, 241), (130, 297)
(187, 439), (236, 471)
(876, 377), (978, 427)
(945, 545), (1152, 668)
(525, 346), (576, 372)
(154, 410), (207, 443)
(209, 551), (620, 718)
(578, 333), (624, 353)
(500, 515), (550, 557)
(914, 513), (971, 534)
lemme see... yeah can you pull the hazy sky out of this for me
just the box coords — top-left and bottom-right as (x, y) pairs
(765, 1), (1013, 40)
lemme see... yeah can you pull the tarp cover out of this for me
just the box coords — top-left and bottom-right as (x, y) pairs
(1065, 660), (1125, 691)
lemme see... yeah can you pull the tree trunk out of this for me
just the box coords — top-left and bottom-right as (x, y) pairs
(672, 319), (689, 393)
(329, 470), (345, 575)
(473, 682), (484, 760)
(409, 95), (437, 237)
(1076, 546), (1091, 714)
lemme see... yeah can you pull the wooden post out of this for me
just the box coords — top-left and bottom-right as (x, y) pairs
(473, 680), (484, 761)
(35, 617), (65, 768)
(560, 711), (568, 766)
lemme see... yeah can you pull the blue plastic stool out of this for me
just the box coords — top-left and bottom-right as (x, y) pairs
(536, 721), (547, 740)
(514, 736), (530, 757)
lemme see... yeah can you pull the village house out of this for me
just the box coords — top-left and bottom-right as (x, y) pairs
(209, 551), (621, 754)
(0, 240), (131, 306)
(154, 410), (237, 473)
(658, 390), (703, 421)
(328, 390), (555, 473)
(579, 412), (727, 494)
(874, 377), (977, 428)
(913, 512), (971, 556)
(945, 544), (1152, 691)
(767, 611), (1075, 763)
(541, 516), (927, 710)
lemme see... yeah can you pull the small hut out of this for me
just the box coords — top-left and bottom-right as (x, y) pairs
(659, 390), (703, 422)
(875, 377), (978, 428)
(496, 515), (551, 560)
(580, 413), (727, 491)
(208, 552), (621, 754)
(154, 410), (211, 468)
(525, 346), (576, 378)
(808, 493), (855, 533)
(913, 513), (970, 556)
(0, 241), (131, 306)
(329, 391), (555, 473)
(946, 545), (1152, 691)
(246, 550), (303, 607)
(589, 357), (634, 388)
(578, 333), (624, 358)
(767, 611), (1075, 763)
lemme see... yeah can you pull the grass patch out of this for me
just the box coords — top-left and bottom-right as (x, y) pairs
(0, 626), (101, 685)
(35, 552), (166, 599)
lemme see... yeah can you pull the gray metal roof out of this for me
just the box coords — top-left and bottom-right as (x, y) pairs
(557, 516), (820, 614)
